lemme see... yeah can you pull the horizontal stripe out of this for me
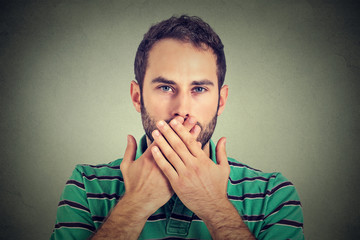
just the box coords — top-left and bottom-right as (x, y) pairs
(265, 200), (302, 219)
(86, 193), (120, 200)
(92, 216), (105, 222)
(58, 200), (90, 213)
(192, 214), (201, 221)
(228, 192), (266, 201)
(152, 238), (198, 240)
(262, 219), (303, 231)
(228, 161), (260, 171)
(170, 213), (193, 222)
(148, 213), (166, 221)
(87, 164), (120, 170)
(229, 176), (276, 185)
(82, 174), (124, 182)
(66, 180), (85, 189)
(268, 181), (293, 195)
(228, 182), (293, 201)
(242, 214), (265, 222)
(55, 222), (95, 232)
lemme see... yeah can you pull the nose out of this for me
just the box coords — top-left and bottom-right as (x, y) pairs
(171, 91), (191, 119)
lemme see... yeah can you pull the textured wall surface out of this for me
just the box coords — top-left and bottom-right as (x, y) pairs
(1, 0), (359, 239)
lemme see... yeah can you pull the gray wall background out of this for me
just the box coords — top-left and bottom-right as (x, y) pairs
(1, 0), (359, 239)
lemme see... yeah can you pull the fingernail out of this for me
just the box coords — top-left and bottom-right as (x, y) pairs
(177, 116), (185, 123)
(153, 130), (160, 137)
(152, 146), (159, 153)
(188, 117), (196, 124)
(195, 125), (201, 134)
(171, 119), (178, 126)
(157, 120), (165, 127)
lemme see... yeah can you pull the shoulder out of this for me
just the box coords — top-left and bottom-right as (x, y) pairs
(228, 157), (292, 180)
(73, 159), (123, 177)
(226, 157), (304, 239)
(64, 159), (126, 206)
(66, 159), (125, 196)
(227, 157), (274, 180)
(226, 157), (301, 201)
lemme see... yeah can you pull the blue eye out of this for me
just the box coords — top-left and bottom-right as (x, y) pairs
(193, 87), (206, 93)
(160, 86), (172, 92)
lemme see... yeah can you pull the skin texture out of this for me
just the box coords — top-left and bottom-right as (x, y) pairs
(91, 39), (255, 239)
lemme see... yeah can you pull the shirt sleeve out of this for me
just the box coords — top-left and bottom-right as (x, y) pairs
(50, 166), (95, 240)
(257, 173), (304, 240)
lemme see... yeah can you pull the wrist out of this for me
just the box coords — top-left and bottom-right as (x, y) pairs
(200, 199), (254, 240)
(200, 199), (241, 229)
(112, 193), (153, 222)
(91, 193), (150, 239)
(197, 198), (233, 221)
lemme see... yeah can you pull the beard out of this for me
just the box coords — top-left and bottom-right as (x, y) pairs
(140, 100), (218, 149)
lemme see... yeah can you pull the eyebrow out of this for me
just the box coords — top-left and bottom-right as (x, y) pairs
(151, 77), (176, 85)
(191, 80), (214, 86)
(151, 77), (214, 86)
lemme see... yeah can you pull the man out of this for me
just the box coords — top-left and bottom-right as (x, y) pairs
(51, 15), (304, 239)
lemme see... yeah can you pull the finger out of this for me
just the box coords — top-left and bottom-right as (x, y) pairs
(151, 146), (179, 182)
(182, 116), (197, 132)
(152, 128), (187, 173)
(190, 124), (201, 139)
(172, 116), (199, 138)
(142, 140), (157, 158)
(174, 116), (200, 140)
(173, 116), (185, 124)
(157, 119), (199, 162)
(120, 135), (137, 171)
(168, 118), (203, 158)
(215, 137), (229, 167)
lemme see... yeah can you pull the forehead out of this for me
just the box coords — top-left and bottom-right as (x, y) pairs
(144, 38), (218, 86)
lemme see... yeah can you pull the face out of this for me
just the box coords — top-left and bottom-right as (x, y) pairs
(140, 100), (218, 148)
(131, 38), (228, 151)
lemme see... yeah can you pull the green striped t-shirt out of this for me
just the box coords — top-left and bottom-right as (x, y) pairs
(50, 136), (304, 239)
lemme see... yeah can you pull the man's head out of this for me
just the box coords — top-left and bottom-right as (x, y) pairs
(130, 15), (228, 150)
(134, 15), (226, 93)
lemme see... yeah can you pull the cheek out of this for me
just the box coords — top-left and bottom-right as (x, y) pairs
(193, 95), (219, 121)
(144, 94), (172, 116)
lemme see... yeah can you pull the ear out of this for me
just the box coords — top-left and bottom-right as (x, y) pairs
(130, 80), (141, 113)
(217, 85), (228, 116)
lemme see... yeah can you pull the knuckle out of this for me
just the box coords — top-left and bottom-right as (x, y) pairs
(223, 165), (231, 175)
(163, 124), (172, 134)
(173, 139), (183, 149)
(182, 169), (192, 179)
(162, 164), (173, 174)
(120, 162), (127, 171)
(167, 150), (178, 160)
(177, 176), (187, 188)
(192, 164), (201, 174)
(187, 136), (196, 145)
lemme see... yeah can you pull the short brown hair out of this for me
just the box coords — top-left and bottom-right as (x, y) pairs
(134, 15), (226, 91)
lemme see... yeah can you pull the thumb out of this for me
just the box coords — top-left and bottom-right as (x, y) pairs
(216, 137), (228, 167)
(120, 135), (137, 171)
